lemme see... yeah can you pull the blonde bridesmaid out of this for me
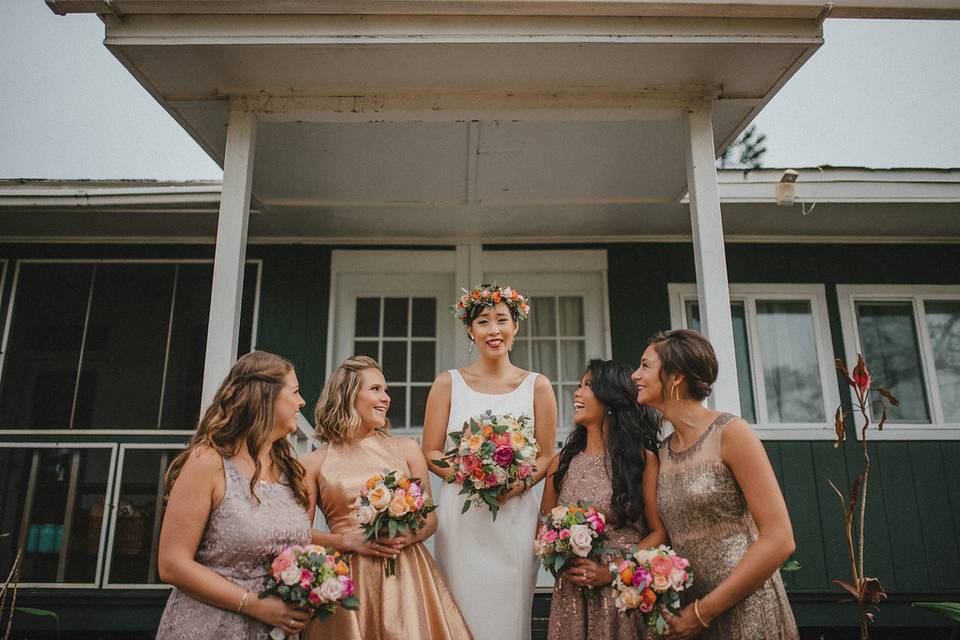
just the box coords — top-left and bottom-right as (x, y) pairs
(632, 329), (798, 640)
(301, 356), (472, 640)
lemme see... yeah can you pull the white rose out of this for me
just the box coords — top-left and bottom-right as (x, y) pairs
(356, 504), (377, 525)
(368, 483), (392, 510)
(550, 505), (569, 527)
(492, 466), (508, 485)
(519, 446), (536, 462)
(568, 524), (594, 558)
(318, 576), (344, 602)
(280, 564), (301, 586)
(634, 547), (657, 565)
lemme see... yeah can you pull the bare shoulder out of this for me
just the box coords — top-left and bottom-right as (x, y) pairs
(720, 416), (765, 462)
(430, 370), (452, 393)
(300, 444), (330, 475)
(533, 373), (555, 392)
(184, 444), (224, 475)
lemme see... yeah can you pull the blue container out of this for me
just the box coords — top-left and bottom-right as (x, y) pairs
(26, 524), (40, 554)
(38, 523), (57, 554)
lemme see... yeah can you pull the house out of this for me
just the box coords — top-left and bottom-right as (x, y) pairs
(2, 0), (959, 635)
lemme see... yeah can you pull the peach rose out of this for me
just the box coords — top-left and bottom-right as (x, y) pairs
(368, 483), (392, 510)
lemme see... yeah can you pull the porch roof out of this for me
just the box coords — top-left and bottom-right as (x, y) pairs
(44, 1), (846, 215)
(2, 168), (958, 243)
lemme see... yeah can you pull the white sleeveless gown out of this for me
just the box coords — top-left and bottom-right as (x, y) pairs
(434, 369), (540, 640)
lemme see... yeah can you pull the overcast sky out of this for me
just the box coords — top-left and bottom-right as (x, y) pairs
(1, 1), (959, 180)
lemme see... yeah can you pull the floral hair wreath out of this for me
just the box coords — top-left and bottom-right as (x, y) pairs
(450, 284), (531, 325)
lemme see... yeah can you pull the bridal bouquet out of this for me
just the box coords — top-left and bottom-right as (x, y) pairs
(608, 544), (694, 634)
(354, 469), (437, 576)
(436, 410), (538, 520)
(534, 501), (612, 578)
(260, 544), (358, 638)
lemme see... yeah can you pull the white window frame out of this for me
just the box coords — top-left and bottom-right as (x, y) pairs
(0, 259), (262, 436)
(103, 442), (185, 589)
(837, 284), (960, 440)
(0, 441), (119, 589)
(668, 283), (839, 440)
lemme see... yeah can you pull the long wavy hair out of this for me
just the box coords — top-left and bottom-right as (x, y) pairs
(552, 359), (660, 527)
(164, 351), (308, 508)
(314, 356), (389, 444)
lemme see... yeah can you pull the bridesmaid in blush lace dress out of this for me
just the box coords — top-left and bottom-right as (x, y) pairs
(633, 330), (799, 640)
(541, 359), (666, 640)
(156, 352), (313, 640)
(302, 356), (472, 640)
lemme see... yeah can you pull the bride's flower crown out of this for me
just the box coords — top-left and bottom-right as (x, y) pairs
(451, 284), (531, 325)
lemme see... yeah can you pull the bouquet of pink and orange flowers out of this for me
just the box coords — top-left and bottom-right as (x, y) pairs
(260, 544), (358, 638)
(608, 544), (694, 634)
(354, 469), (437, 576)
(436, 410), (538, 520)
(534, 501), (613, 578)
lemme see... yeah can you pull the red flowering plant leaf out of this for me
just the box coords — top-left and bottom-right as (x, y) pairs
(860, 577), (887, 605)
(834, 406), (846, 448)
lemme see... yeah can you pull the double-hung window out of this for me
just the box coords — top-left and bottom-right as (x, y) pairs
(669, 284), (838, 439)
(837, 285), (960, 438)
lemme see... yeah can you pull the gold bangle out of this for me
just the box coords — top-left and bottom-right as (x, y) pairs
(694, 599), (710, 629)
(237, 590), (250, 613)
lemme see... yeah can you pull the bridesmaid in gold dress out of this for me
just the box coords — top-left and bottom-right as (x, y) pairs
(632, 330), (798, 640)
(540, 359), (666, 640)
(301, 356), (472, 640)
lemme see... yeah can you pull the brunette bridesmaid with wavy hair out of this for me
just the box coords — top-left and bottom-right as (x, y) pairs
(156, 351), (312, 640)
(301, 355), (472, 640)
(632, 330), (798, 640)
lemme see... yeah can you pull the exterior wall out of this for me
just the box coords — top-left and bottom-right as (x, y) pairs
(2, 240), (959, 632)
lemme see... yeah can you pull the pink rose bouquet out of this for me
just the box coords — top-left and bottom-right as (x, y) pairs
(354, 469), (437, 576)
(608, 544), (694, 634)
(534, 501), (612, 578)
(435, 410), (539, 520)
(260, 545), (358, 639)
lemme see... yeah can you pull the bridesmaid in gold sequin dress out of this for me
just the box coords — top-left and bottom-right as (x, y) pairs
(301, 356), (472, 640)
(540, 359), (666, 640)
(632, 330), (799, 640)
(157, 352), (313, 640)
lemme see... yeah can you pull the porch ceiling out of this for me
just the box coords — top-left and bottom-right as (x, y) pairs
(81, 11), (824, 210)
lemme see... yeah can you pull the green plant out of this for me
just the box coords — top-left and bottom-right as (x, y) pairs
(830, 354), (898, 640)
(912, 602), (960, 624)
(1, 534), (61, 639)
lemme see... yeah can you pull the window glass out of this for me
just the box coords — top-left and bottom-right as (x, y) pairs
(756, 301), (825, 423)
(107, 448), (180, 584)
(924, 301), (960, 423)
(0, 264), (93, 429)
(0, 446), (112, 584)
(856, 302), (930, 423)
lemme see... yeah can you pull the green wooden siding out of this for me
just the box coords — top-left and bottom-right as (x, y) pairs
(2, 240), (960, 631)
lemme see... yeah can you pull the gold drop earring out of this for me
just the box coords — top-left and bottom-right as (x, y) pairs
(671, 383), (681, 402)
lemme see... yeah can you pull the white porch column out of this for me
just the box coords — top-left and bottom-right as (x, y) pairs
(683, 106), (741, 415)
(201, 106), (258, 409)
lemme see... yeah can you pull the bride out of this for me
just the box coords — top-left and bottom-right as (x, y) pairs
(422, 284), (557, 640)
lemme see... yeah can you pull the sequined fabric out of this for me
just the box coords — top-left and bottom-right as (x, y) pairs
(156, 457), (311, 640)
(304, 430), (472, 640)
(547, 452), (655, 640)
(657, 414), (799, 640)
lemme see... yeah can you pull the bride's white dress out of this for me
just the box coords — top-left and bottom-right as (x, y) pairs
(434, 369), (540, 640)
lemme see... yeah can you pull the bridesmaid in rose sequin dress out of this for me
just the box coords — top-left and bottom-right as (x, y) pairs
(633, 330), (798, 640)
(541, 360), (666, 640)
(156, 352), (313, 640)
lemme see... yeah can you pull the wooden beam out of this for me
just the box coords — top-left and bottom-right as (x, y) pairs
(684, 105), (741, 415)
(201, 105), (257, 409)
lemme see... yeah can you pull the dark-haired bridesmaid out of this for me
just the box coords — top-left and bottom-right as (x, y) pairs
(633, 329), (798, 640)
(541, 359), (667, 640)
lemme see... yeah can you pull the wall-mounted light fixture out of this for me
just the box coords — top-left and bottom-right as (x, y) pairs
(776, 169), (799, 206)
